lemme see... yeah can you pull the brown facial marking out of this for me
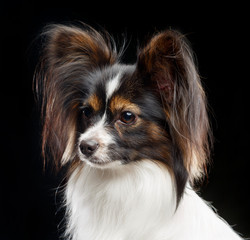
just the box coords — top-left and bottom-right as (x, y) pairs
(88, 94), (102, 112)
(110, 95), (141, 115)
(147, 122), (166, 141)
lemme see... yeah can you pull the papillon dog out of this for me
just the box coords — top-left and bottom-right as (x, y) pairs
(35, 23), (243, 240)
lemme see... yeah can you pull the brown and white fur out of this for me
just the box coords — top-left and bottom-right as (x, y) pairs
(35, 23), (243, 240)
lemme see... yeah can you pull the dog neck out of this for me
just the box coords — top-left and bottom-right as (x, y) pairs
(64, 160), (241, 240)
(65, 160), (176, 239)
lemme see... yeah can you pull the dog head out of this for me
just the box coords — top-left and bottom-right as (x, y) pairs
(35, 24), (211, 202)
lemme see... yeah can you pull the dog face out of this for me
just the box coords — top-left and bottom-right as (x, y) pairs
(35, 24), (211, 202)
(76, 65), (170, 169)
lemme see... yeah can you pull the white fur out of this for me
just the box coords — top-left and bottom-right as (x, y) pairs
(106, 73), (121, 99)
(64, 160), (243, 240)
(77, 114), (120, 168)
(78, 114), (113, 145)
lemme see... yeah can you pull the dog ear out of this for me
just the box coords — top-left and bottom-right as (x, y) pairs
(35, 24), (118, 170)
(42, 24), (117, 69)
(137, 30), (189, 102)
(136, 30), (211, 182)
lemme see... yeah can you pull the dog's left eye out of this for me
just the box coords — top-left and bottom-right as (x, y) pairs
(120, 111), (136, 125)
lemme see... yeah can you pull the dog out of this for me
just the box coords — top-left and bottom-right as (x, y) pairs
(35, 23), (243, 240)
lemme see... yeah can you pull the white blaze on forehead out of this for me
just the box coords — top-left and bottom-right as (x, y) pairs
(106, 72), (121, 99)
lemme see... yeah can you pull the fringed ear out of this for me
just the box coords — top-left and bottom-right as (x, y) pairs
(35, 24), (118, 170)
(137, 30), (212, 182)
(42, 24), (117, 69)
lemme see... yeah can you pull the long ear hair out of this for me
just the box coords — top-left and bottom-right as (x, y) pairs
(34, 24), (118, 169)
(137, 30), (212, 183)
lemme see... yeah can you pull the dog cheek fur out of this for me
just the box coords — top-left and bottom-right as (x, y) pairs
(107, 115), (187, 205)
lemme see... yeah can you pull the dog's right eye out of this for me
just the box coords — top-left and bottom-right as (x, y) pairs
(82, 106), (93, 119)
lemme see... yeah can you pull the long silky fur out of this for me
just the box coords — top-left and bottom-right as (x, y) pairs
(35, 24), (119, 169)
(137, 30), (212, 181)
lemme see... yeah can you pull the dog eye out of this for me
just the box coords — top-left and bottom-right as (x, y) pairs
(120, 111), (136, 125)
(82, 106), (93, 119)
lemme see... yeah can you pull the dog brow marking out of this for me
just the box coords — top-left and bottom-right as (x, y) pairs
(88, 94), (102, 112)
(110, 95), (141, 115)
(106, 73), (121, 99)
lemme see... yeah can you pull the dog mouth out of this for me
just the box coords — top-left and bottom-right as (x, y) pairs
(88, 157), (111, 165)
(77, 143), (126, 168)
(79, 154), (118, 168)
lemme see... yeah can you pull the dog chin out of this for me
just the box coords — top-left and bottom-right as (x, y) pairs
(79, 155), (122, 169)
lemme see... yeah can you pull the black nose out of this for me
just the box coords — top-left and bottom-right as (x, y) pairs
(79, 139), (99, 157)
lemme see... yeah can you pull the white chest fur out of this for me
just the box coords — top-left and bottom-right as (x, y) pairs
(65, 161), (242, 240)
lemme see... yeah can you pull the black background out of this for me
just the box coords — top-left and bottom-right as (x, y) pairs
(0, 1), (249, 240)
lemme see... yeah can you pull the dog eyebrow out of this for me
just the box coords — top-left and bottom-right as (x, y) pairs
(88, 94), (102, 112)
(109, 95), (141, 114)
